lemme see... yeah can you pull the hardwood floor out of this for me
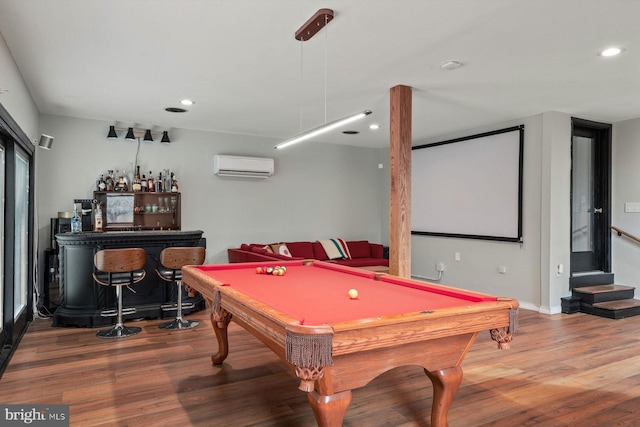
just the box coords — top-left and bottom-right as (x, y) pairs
(2, 308), (640, 426)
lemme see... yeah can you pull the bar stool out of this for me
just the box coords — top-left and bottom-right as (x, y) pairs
(93, 248), (147, 339)
(156, 246), (206, 330)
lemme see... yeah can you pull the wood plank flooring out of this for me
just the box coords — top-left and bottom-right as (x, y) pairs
(2, 308), (640, 426)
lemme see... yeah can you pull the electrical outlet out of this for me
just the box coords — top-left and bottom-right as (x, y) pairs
(436, 262), (445, 272)
(498, 266), (507, 274)
(454, 252), (460, 261)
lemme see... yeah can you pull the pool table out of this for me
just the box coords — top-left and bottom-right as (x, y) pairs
(182, 260), (519, 427)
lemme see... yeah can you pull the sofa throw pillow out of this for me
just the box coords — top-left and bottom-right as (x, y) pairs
(262, 245), (273, 253)
(347, 240), (371, 258)
(270, 243), (292, 257)
(284, 241), (315, 258)
(318, 238), (351, 260)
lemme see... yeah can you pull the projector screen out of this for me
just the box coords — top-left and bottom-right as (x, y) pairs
(411, 125), (524, 242)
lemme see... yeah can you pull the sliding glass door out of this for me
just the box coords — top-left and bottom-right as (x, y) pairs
(0, 147), (4, 337)
(14, 151), (28, 321)
(0, 110), (35, 376)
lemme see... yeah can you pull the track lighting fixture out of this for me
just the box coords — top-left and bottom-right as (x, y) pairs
(106, 125), (171, 143)
(107, 125), (118, 139)
(125, 127), (136, 140)
(161, 131), (171, 143)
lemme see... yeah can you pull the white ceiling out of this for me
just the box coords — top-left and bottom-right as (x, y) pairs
(0, 0), (638, 148)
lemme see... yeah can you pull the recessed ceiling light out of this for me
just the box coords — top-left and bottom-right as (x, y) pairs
(180, 99), (195, 106)
(165, 107), (188, 113)
(440, 60), (463, 70)
(369, 124), (380, 130)
(600, 47), (622, 57)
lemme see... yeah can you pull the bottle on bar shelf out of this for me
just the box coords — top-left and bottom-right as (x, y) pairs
(147, 172), (155, 192)
(141, 173), (148, 192)
(171, 174), (179, 192)
(132, 166), (142, 192)
(97, 174), (106, 191)
(105, 170), (114, 191)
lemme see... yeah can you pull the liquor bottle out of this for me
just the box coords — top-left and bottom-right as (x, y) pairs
(105, 170), (115, 192)
(147, 172), (155, 193)
(171, 174), (179, 192)
(156, 172), (163, 192)
(164, 169), (171, 192)
(71, 205), (82, 233)
(132, 166), (142, 192)
(94, 203), (103, 232)
(97, 174), (106, 192)
(141, 174), (148, 192)
(115, 174), (128, 191)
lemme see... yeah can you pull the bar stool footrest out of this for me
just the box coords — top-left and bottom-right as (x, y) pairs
(161, 302), (195, 311)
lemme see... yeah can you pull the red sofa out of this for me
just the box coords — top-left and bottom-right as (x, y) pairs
(228, 240), (388, 268)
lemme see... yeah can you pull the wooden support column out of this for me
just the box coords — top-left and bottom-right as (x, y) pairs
(389, 85), (412, 278)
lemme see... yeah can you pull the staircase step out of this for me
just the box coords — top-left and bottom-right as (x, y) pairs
(570, 272), (615, 287)
(581, 298), (640, 319)
(572, 284), (635, 304)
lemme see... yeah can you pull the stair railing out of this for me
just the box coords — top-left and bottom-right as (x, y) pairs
(611, 226), (640, 245)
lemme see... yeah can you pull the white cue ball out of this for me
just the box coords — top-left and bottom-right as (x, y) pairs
(348, 289), (359, 299)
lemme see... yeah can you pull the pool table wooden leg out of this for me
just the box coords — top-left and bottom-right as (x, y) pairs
(209, 305), (232, 365)
(308, 390), (352, 427)
(425, 366), (463, 427)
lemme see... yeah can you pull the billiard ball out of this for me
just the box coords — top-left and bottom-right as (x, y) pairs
(256, 267), (264, 274)
(348, 289), (359, 299)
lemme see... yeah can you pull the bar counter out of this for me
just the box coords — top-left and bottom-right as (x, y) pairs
(53, 230), (206, 327)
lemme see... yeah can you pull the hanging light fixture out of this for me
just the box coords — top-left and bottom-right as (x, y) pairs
(275, 8), (371, 150)
(276, 110), (371, 149)
(143, 129), (154, 142)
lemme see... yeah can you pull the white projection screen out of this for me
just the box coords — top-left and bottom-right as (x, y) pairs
(411, 126), (524, 242)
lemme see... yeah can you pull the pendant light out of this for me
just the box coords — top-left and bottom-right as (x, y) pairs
(275, 9), (371, 150)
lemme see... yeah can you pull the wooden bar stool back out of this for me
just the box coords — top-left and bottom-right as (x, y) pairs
(156, 246), (206, 330)
(93, 248), (147, 338)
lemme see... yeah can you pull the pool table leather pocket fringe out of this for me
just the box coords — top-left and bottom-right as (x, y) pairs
(286, 330), (333, 391)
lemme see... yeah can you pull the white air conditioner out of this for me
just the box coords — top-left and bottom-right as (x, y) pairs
(213, 155), (274, 178)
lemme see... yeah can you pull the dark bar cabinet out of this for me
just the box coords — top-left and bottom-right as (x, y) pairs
(53, 230), (206, 327)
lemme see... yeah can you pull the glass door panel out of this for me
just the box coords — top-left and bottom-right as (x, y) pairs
(0, 147), (3, 330)
(14, 151), (28, 319)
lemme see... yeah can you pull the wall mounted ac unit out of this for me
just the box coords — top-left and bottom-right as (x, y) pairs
(213, 155), (274, 178)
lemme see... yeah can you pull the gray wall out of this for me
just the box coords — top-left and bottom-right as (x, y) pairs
(408, 112), (573, 313)
(612, 117), (640, 286)
(36, 115), (387, 267)
(0, 31), (39, 140)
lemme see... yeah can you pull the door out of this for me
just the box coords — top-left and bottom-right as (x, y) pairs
(570, 118), (611, 275)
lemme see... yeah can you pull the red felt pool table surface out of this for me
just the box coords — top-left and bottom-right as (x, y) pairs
(196, 260), (497, 326)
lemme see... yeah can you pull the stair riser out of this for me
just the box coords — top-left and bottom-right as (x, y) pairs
(580, 303), (640, 320)
(570, 273), (615, 288)
(573, 289), (635, 304)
